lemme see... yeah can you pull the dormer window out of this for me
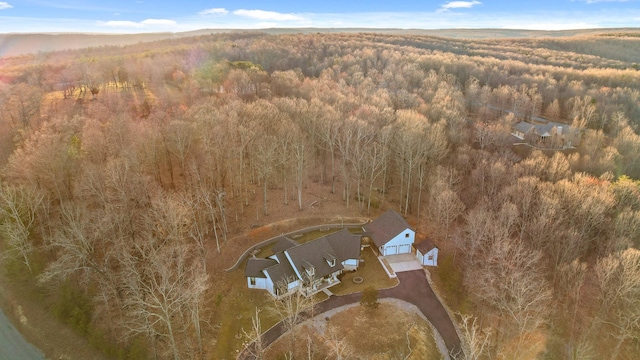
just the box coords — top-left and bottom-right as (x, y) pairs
(324, 253), (337, 267)
(303, 261), (315, 278)
(305, 267), (315, 277)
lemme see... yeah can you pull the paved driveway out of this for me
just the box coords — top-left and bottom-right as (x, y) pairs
(383, 253), (423, 273)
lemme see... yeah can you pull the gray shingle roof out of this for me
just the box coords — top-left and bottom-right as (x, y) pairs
(326, 229), (361, 260)
(514, 122), (535, 134)
(246, 229), (361, 286)
(415, 238), (437, 254)
(245, 258), (278, 278)
(285, 237), (344, 280)
(364, 209), (412, 248)
(264, 252), (298, 286)
(271, 236), (299, 253)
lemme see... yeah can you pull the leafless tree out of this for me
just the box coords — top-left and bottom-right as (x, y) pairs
(0, 183), (44, 273)
(120, 240), (208, 360)
(269, 280), (314, 356)
(242, 307), (265, 360)
(595, 248), (640, 360)
(323, 325), (353, 360)
(455, 314), (493, 360)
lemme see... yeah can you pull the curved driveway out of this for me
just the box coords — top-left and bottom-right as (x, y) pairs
(240, 269), (461, 359)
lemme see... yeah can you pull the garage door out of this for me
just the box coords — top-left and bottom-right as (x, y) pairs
(384, 246), (397, 256)
(398, 244), (412, 254)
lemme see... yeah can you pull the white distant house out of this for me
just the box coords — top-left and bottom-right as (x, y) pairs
(364, 209), (415, 256)
(245, 229), (361, 297)
(415, 239), (439, 266)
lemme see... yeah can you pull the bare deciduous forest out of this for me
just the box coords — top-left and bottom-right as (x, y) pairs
(1, 30), (640, 359)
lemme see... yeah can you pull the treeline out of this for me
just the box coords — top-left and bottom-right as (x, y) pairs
(0, 31), (639, 359)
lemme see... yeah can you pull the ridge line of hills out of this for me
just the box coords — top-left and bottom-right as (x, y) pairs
(1, 27), (639, 58)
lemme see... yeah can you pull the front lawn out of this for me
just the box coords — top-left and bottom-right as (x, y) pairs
(331, 246), (398, 295)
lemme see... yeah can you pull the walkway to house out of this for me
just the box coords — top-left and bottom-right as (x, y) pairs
(238, 269), (461, 359)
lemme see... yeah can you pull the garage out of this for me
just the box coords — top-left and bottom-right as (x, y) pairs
(384, 246), (398, 256)
(398, 244), (412, 254)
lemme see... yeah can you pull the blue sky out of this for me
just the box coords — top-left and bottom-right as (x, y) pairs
(0, 1), (638, 33)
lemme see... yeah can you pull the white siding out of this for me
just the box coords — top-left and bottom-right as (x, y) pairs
(418, 248), (438, 266)
(343, 258), (359, 271)
(247, 277), (268, 290)
(264, 273), (276, 297)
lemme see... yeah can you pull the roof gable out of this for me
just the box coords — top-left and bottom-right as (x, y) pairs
(514, 122), (535, 134)
(264, 252), (297, 286)
(245, 258), (278, 278)
(325, 228), (362, 260)
(364, 209), (413, 247)
(271, 236), (299, 253)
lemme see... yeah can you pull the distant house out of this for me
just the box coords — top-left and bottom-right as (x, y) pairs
(245, 229), (361, 297)
(512, 120), (581, 148)
(415, 239), (439, 266)
(364, 209), (415, 256)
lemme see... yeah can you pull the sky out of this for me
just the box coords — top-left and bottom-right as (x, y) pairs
(0, 0), (638, 33)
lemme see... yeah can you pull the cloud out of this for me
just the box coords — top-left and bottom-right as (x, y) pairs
(98, 19), (176, 28)
(233, 9), (303, 21)
(141, 19), (177, 26)
(580, 0), (629, 3)
(441, 1), (482, 10)
(199, 8), (228, 16)
(0, 2), (13, 10)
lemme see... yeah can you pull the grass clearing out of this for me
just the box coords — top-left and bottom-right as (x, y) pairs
(265, 301), (442, 359)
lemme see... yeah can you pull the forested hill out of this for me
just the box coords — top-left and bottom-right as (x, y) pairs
(1, 30), (640, 359)
(1, 27), (639, 57)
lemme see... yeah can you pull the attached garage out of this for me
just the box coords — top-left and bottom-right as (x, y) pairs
(384, 246), (398, 256)
(365, 209), (416, 256)
(397, 244), (412, 254)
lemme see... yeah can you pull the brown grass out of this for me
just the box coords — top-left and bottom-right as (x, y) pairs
(265, 302), (442, 359)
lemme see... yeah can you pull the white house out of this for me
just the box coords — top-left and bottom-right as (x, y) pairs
(364, 209), (415, 256)
(415, 239), (439, 266)
(245, 229), (361, 297)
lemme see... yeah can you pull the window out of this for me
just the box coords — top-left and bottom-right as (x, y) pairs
(250, 277), (256, 286)
(427, 255), (433, 261)
(405, 233), (410, 238)
(327, 258), (336, 267)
